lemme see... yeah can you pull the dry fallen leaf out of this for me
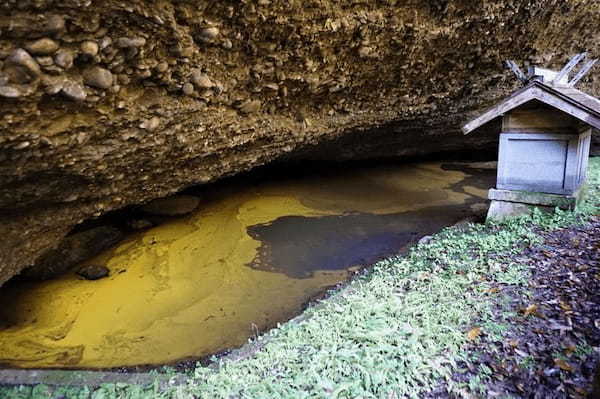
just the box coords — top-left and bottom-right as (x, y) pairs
(559, 301), (572, 312)
(554, 358), (574, 372)
(522, 304), (538, 317)
(467, 327), (481, 341)
(564, 345), (576, 356)
(486, 287), (500, 294)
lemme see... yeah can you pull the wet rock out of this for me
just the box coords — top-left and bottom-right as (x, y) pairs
(61, 81), (87, 101)
(83, 66), (113, 89)
(54, 49), (74, 69)
(116, 37), (146, 48)
(80, 41), (99, 57)
(191, 70), (213, 89)
(77, 265), (109, 280)
(21, 226), (123, 281)
(6, 49), (41, 80)
(26, 38), (60, 55)
(182, 82), (194, 95)
(140, 195), (200, 216)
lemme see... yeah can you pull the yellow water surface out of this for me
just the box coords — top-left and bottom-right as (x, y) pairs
(0, 162), (494, 369)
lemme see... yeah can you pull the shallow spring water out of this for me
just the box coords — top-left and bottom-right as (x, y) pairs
(0, 162), (495, 369)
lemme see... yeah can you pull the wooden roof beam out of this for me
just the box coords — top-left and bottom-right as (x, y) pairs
(568, 59), (598, 87)
(553, 53), (587, 85)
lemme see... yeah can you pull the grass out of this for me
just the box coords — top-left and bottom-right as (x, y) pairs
(3, 158), (600, 399)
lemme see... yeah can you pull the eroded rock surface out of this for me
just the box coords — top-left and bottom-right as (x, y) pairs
(1, 0), (599, 286)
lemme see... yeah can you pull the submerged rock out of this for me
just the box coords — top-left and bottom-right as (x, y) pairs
(77, 265), (109, 280)
(140, 195), (200, 216)
(20, 226), (123, 281)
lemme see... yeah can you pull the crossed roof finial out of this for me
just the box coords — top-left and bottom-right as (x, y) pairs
(505, 53), (598, 88)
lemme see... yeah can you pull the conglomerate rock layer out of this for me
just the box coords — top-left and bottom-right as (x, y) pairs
(0, 0), (599, 286)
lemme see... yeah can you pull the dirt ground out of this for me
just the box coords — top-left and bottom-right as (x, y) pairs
(430, 218), (600, 398)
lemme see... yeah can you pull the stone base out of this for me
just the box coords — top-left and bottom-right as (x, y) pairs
(486, 186), (586, 222)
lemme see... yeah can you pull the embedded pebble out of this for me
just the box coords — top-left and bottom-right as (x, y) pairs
(182, 82), (194, 95)
(222, 39), (233, 50)
(99, 36), (113, 50)
(238, 99), (262, 114)
(37, 56), (54, 67)
(116, 37), (147, 48)
(54, 49), (74, 69)
(83, 66), (113, 89)
(0, 85), (22, 98)
(7, 49), (41, 78)
(61, 81), (87, 101)
(156, 62), (169, 73)
(80, 41), (99, 57)
(199, 27), (220, 40)
(117, 74), (131, 85)
(26, 38), (60, 55)
(43, 81), (63, 95)
(191, 69), (213, 89)
(140, 117), (160, 131)
(44, 15), (66, 34)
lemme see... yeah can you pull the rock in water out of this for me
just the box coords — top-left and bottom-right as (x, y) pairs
(77, 265), (109, 280)
(20, 226), (123, 280)
(140, 195), (200, 216)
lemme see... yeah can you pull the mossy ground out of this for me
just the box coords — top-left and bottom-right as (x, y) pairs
(4, 158), (600, 399)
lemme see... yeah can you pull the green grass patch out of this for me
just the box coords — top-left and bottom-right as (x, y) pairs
(4, 158), (600, 398)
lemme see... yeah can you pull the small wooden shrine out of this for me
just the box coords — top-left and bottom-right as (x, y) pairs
(463, 54), (600, 220)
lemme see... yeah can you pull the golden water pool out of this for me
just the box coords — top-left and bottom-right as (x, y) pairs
(0, 162), (495, 369)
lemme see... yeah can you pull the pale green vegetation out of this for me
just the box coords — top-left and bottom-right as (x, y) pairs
(3, 158), (600, 399)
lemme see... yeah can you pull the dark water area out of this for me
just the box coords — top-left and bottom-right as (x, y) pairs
(247, 162), (496, 278)
(248, 204), (472, 278)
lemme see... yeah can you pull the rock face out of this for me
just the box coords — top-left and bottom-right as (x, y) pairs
(140, 195), (200, 216)
(0, 1), (599, 286)
(19, 226), (123, 281)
